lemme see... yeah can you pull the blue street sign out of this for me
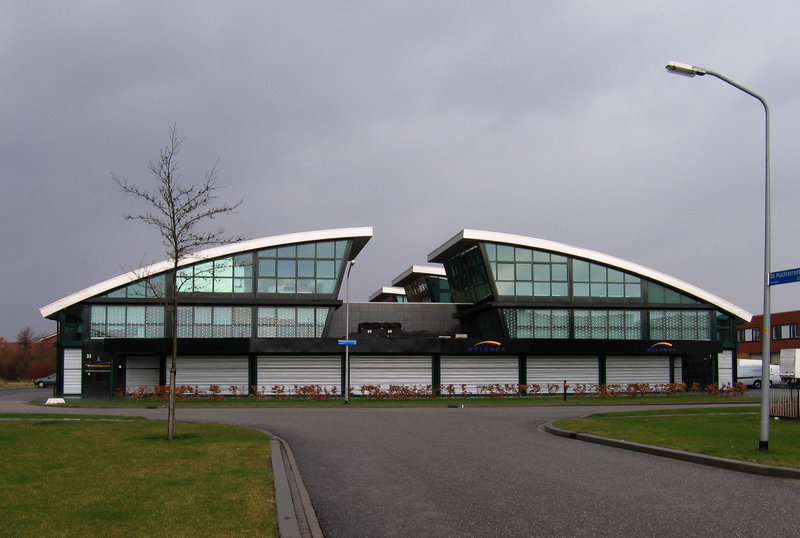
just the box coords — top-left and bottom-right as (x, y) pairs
(769, 268), (800, 286)
(338, 339), (357, 346)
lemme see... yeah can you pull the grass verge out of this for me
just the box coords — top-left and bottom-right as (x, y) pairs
(554, 407), (800, 468)
(0, 415), (278, 536)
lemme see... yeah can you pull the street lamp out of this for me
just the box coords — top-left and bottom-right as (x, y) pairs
(344, 260), (355, 404)
(665, 61), (772, 451)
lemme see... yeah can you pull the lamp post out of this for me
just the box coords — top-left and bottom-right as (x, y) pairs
(666, 61), (772, 451)
(344, 260), (355, 404)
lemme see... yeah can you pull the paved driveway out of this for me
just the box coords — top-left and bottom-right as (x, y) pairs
(5, 392), (800, 536)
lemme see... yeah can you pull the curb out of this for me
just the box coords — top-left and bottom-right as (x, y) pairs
(265, 431), (324, 538)
(543, 421), (800, 479)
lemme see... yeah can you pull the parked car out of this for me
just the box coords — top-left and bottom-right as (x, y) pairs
(33, 373), (56, 388)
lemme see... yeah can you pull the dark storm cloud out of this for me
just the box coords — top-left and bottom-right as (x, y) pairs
(3, 1), (800, 337)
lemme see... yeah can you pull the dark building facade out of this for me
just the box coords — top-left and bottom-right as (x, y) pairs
(40, 228), (751, 398)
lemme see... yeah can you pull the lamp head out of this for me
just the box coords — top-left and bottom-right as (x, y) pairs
(665, 61), (707, 77)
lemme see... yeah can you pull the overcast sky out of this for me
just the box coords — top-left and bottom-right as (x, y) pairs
(3, 1), (800, 338)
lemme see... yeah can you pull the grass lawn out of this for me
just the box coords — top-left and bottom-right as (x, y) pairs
(554, 407), (800, 468)
(0, 415), (278, 536)
(0, 380), (34, 389)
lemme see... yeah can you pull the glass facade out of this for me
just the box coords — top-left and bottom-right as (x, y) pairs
(648, 310), (712, 340)
(502, 309), (570, 339)
(256, 306), (330, 338)
(647, 282), (698, 304)
(446, 241), (719, 342)
(85, 239), (353, 340)
(106, 275), (166, 298)
(487, 243), (569, 299)
(572, 260), (641, 301)
(502, 309), (642, 339)
(177, 255), (253, 295)
(404, 275), (451, 302)
(177, 306), (252, 338)
(257, 241), (346, 298)
(482, 243), (643, 302)
(443, 245), (492, 303)
(80, 235), (724, 344)
(90, 305), (165, 338)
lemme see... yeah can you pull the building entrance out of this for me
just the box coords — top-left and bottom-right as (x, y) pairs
(82, 370), (111, 399)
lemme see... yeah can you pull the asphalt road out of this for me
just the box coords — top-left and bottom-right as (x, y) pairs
(6, 389), (800, 537)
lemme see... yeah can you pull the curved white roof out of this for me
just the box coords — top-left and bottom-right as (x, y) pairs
(40, 227), (373, 319)
(428, 229), (752, 322)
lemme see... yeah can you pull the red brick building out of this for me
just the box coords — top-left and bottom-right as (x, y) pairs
(736, 310), (800, 362)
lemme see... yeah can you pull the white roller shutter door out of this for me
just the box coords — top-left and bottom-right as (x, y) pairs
(257, 355), (340, 394)
(126, 355), (160, 390)
(527, 356), (599, 392)
(63, 348), (82, 395)
(350, 356), (432, 393)
(440, 356), (518, 394)
(717, 351), (733, 386)
(171, 356), (248, 394)
(606, 356), (670, 386)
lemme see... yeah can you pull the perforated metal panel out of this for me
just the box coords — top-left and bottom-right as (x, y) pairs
(63, 348), (82, 395)
(257, 355), (340, 394)
(350, 356), (432, 393)
(440, 356), (519, 394)
(126, 355), (160, 390)
(171, 356), (248, 394)
(606, 356), (670, 386)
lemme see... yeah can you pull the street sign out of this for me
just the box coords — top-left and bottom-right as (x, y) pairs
(769, 268), (800, 286)
(338, 339), (357, 346)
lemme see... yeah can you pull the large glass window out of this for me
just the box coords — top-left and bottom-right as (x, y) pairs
(256, 306), (330, 338)
(177, 306), (252, 338)
(487, 244), (568, 300)
(773, 323), (798, 340)
(649, 310), (712, 340)
(106, 274), (166, 299)
(90, 305), (164, 338)
(572, 260), (641, 301)
(502, 309), (570, 338)
(257, 241), (345, 298)
(443, 245), (492, 303)
(177, 254), (253, 295)
(737, 327), (760, 343)
(573, 309), (641, 339)
(647, 282), (699, 304)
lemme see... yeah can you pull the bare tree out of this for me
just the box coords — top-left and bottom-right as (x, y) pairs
(16, 327), (36, 350)
(113, 124), (242, 440)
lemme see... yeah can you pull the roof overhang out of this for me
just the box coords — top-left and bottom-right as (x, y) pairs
(428, 229), (752, 322)
(391, 265), (446, 287)
(40, 227), (373, 319)
(368, 286), (407, 302)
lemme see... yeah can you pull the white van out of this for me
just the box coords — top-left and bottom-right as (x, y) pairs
(737, 360), (780, 388)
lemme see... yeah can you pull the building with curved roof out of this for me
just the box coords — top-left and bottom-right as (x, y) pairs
(41, 227), (750, 398)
